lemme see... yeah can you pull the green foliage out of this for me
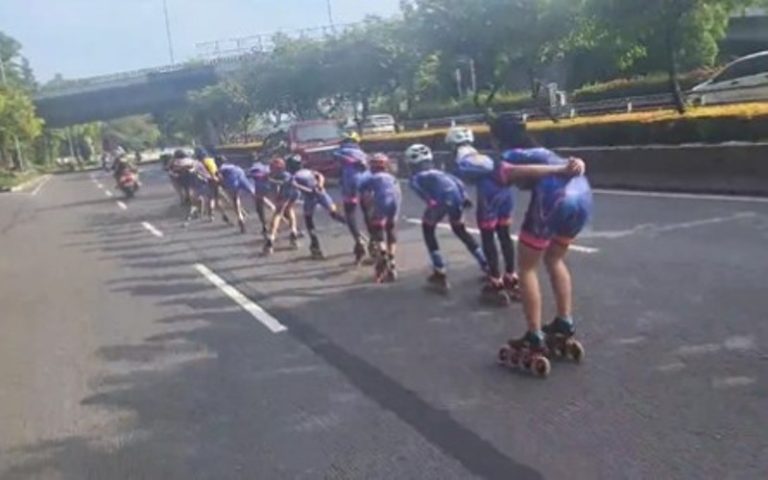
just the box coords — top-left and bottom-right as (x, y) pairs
(102, 115), (161, 151)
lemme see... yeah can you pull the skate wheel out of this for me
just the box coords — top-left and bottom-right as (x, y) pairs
(568, 340), (585, 363)
(497, 346), (511, 366)
(532, 356), (551, 378)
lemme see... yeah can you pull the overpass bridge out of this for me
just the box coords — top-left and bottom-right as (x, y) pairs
(33, 18), (766, 129)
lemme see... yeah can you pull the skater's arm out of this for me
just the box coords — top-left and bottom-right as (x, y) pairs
(409, 177), (431, 203)
(500, 163), (581, 183)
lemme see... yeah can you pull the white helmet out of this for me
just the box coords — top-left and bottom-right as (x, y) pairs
(405, 144), (433, 165)
(445, 127), (474, 146)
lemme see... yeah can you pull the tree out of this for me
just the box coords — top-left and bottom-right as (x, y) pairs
(586, 0), (765, 113)
(0, 86), (43, 169)
(101, 115), (161, 152)
(0, 31), (36, 91)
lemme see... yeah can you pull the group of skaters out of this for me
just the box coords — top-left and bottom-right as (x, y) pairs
(162, 114), (593, 377)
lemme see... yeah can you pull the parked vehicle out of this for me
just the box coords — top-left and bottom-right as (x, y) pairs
(362, 114), (397, 135)
(690, 51), (768, 105)
(287, 120), (344, 178)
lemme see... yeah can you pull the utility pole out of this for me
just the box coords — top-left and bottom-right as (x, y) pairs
(0, 58), (25, 171)
(326, 0), (336, 29)
(162, 0), (176, 64)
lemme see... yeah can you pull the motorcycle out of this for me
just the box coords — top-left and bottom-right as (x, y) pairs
(118, 170), (140, 198)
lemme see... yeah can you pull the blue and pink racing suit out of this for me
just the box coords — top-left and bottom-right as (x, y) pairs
(410, 169), (469, 226)
(292, 168), (336, 217)
(497, 148), (593, 250)
(248, 163), (272, 199)
(454, 146), (516, 230)
(333, 143), (369, 205)
(219, 163), (255, 196)
(359, 172), (402, 228)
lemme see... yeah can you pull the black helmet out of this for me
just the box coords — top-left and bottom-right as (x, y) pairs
(286, 154), (303, 173)
(193, 147), (208, 160)
(488, 113), (529, 148)
(173, 149), (188, 160)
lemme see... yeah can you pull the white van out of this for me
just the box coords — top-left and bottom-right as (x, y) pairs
(362, 114), (397, 135)
(690, 51), (768, 105)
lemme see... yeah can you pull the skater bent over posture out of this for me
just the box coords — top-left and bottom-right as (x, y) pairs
(334, 131), (373, 263)
(358, 154), (402, 282)
(446, 127), (520, 306)
(287, 154), (346, 259)
(263, 157), (300, 256)
(248, 162), (277, 237)
(404, 144), (489, 291)
(218, 160), (256, 234)
(490, 114), (592, 375)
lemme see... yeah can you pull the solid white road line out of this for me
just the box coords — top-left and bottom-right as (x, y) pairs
(96, 183), (104, 190)
(105, 190), (113, 197)
(141, 221), (164, 238)
(30, 175), (52, 196)
(194, 263), (287, 334)
(593, 188), (768, 204)
(404, 218), (599, 254)
(116, 201), (128, 210)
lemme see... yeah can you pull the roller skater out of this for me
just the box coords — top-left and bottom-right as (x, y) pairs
(248, 161), (277, 239)
(217, 159), (256, 235)
(359, 153), (402, 283)
(286, 154), (347, 260)
(334, 131), (374, 264)
(263, 157), (300, 256)
(446, 126), (518, 307)
(404, 144), (489, 293)
(489, 113), (593, 376)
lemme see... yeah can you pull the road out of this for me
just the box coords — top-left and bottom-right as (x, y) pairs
(1, 165), (767, 480)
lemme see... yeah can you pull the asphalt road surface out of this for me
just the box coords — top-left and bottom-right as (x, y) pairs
(1, 165), (767, 480)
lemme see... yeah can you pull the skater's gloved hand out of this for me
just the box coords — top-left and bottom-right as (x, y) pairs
(565, 157), (586, 177)
(462, 198), (474, 210)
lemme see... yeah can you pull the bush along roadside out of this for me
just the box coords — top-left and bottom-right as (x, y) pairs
(0, 170), (41, 192)
(220, 103), (768, 158)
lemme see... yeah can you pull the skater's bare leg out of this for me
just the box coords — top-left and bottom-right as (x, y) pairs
(544, 242), (572, 320)
(385, 221), (397, 258)
(518, 243), (545, 333)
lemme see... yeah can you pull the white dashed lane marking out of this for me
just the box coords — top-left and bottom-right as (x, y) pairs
(141, 221), (164, 238)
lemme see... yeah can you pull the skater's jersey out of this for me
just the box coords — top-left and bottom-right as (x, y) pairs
(219, 163), (255, 195)
(453, 146), (495, 183)
(333, 143), (369, 201)
(410, 169), (467, 207)
(248, 163), (272, 196)
(292, 168), (320, 192)
(499, 148), (593, 248)
(359, 172), (402, 209)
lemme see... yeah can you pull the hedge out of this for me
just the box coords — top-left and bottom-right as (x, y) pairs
(219, 103), (768, 158)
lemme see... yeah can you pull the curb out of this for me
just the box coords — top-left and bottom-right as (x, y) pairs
(2, 174), (50, 193)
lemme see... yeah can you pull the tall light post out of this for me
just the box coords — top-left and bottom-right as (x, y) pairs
(0, 58), (25, 171)
(326, 0), (336, 29)
(162, 0), (176, 64)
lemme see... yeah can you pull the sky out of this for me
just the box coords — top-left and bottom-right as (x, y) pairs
(0, 0), (402, 82)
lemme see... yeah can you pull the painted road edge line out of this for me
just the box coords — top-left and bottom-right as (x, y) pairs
(593, 188), (768, 204)
(105, 190), (114, 197)
(30, 175), (52, 196)
(116, 201), (128, 210)
(194, 264), (287, 334)
(404, 218), (599, 254)
(141, 221), (164, 238)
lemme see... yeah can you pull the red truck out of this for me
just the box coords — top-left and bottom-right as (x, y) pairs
(288, 120), (345, 178)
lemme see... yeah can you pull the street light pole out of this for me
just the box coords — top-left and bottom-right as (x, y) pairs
(0, 58), (25, 171)
(162, 0), (176, 64)
(326, 0), (336, 29)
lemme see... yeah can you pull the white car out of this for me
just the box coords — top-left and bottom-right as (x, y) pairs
(690, 51), (768, 105)
(362, 114), (397, 135)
